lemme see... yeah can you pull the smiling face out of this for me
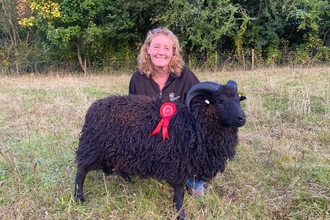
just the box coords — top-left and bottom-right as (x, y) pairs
(147, 34), (174, 70)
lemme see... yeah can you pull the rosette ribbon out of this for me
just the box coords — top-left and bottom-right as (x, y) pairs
(150, 102), (177, 140)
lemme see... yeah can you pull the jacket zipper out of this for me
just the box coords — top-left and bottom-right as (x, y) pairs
(159, 74), (171, 99)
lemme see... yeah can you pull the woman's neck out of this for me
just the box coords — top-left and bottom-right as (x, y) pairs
(153, 69), (170, 90)
(153, 66), (169, 78)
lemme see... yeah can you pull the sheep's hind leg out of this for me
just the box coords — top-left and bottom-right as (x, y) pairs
(74, 166), (87, 203)
(117, 170), (134, 183)
(102, 165), (114, 176)
(172, 183), (187, 220)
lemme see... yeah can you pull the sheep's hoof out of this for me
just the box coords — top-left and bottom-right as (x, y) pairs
(74, 195), (85, 203)
(177, 215), (189, 220)
(124, 177), (134, 183)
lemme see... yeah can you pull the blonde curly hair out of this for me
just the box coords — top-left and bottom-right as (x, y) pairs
(137, 27), (185, 78)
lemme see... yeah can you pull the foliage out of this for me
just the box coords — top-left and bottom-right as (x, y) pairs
(18, 0), (60, 27)
(0, 0), (330, 74)
(265, 37), (283, 66)
(231, 0), (330, 65)
(154, 0), (239, 55)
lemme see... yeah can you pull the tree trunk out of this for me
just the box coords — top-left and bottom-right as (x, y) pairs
(75, 38), (87, 74)
(252, 48), (254, 70)
(323, 28), (330, 46)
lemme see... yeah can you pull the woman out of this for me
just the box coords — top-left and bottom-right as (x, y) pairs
(129, 27), (204, 197)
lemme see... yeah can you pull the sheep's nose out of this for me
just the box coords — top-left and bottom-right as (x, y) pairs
(238, 115), (246, 123)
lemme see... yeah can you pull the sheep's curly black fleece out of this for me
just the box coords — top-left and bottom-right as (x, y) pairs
(75, 94), (238, 185)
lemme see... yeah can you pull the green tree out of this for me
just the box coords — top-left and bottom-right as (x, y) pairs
(13, 0), (330, 72)
(155, 0), (240, 56)
(0, 0), (21, 73)
(20, 0), (140, 73)
(286, 0), (330, 47)
(232, 0), (330, 65)
(19, 0), (181, 73)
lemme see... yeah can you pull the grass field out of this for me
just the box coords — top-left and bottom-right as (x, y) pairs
(0, 67), (329, 220)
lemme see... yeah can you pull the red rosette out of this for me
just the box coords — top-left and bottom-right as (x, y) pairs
(150, 102), (177, 140)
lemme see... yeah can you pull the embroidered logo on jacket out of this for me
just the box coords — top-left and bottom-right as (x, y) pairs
(169, 93), (180, 101)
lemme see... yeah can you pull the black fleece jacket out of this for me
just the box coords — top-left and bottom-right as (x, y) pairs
(129, 66), (200, 104)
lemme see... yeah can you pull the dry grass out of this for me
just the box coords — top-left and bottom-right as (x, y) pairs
(0, 67), (329, 219)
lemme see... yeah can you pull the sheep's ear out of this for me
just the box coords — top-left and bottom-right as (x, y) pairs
(239, 94), (246, 101)
(238, 91), (246, 101)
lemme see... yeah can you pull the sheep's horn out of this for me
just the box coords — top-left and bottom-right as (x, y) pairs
(226, 80), (237, 89)
(185, 81), (221, 112)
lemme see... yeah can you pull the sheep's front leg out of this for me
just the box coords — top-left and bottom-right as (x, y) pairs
(172, 183), (187, 220)
(74, 167), (87, 203)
